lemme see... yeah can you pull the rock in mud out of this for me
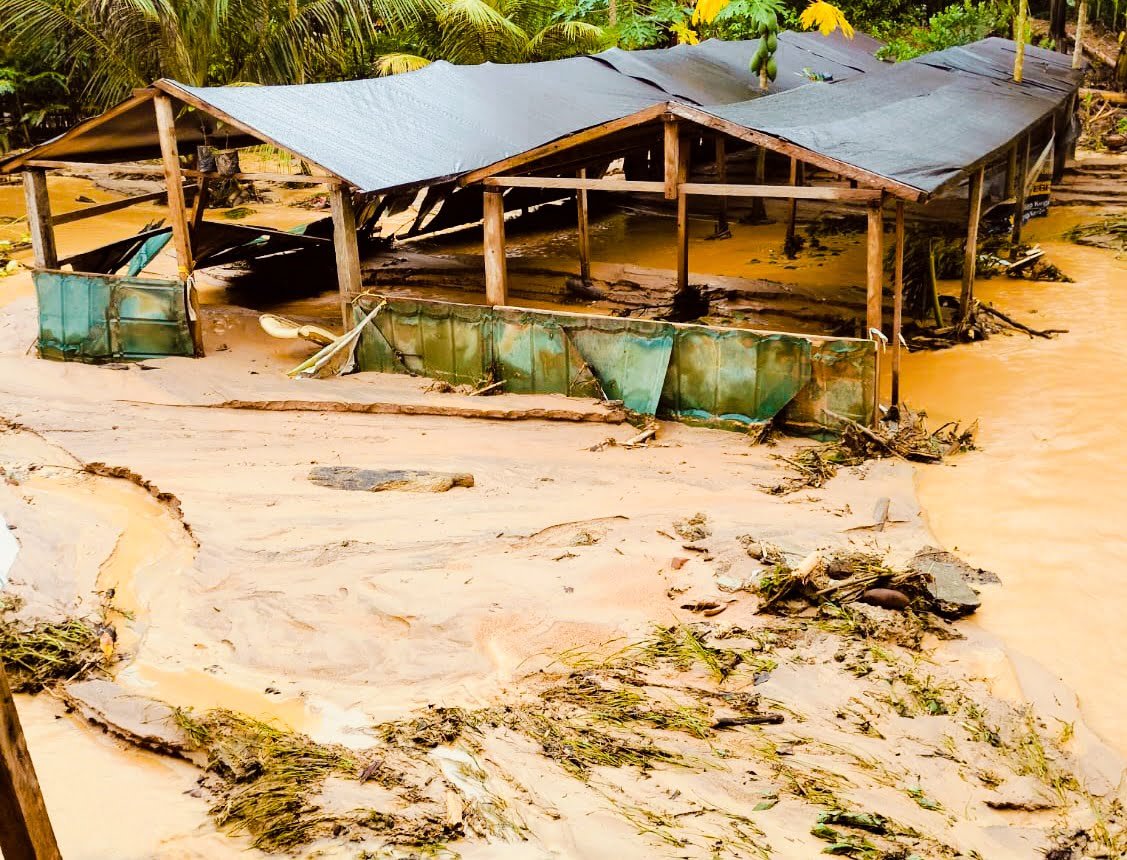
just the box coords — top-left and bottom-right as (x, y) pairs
(309, 466), (474, 493)
(61, 679), (195, 759)
(909, 547), (985, 618)
(859, 588), (911, 611)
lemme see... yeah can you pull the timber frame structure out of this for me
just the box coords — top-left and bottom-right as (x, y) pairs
(458, 99), (1059, 409)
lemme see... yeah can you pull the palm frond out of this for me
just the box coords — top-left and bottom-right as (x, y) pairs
(374, 52), (433, 75)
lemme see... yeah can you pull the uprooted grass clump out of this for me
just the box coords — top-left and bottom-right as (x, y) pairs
(173, 708), (360, 851)
(0, 597), (111, 692)
(173, 707), (464, 852)
(765, 406), (976, 495)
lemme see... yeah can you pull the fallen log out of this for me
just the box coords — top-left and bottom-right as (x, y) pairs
(979, 304), (1067, 339)
(1081, 87), (1127, 104)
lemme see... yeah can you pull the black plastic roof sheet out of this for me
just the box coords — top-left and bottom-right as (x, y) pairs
(2, 34), (880, 192)
(698, 38), (1082, 197)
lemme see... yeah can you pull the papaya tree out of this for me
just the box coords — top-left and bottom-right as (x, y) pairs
(693, 0), (853, 90)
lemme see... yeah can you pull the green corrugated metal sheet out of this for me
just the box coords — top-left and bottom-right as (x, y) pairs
(353, 297), (877, 435)
(34, 270), (195, 362)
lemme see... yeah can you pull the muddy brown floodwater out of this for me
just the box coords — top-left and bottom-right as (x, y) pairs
(903, 206), (1127, 755)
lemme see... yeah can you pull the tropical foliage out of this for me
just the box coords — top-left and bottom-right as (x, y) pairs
(875, 0), (1013, 61)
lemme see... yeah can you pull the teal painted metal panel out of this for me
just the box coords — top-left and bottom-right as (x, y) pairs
(351, 297), (876, 436)
(34, 270), (194, 362)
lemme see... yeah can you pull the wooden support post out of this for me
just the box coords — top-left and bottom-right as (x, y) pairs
(1010, 136), (1031, 260)
(154, 93), (205, 355)
(749, 146), (767, 222)
(1005, 144), (1018, 201)
(676, 188), (689, 292)
(153, 94), (192, 280)
(960, 166), (985, 323)
(483, 190), (508, 306)
(891, 201), (905, 411)
(865, 194), (885, 336)
(0, 665), (63, 860)
(1073, 0), (1088, 69)
(663, 119), (681, 201)
(576, 168), (591, 283)
(714, 136), (729, 236)
(330, 185), (363, 328)
(190, 177), (210, 234)
(22, 169), (57, 269)
(1014, 0), (1028, 82)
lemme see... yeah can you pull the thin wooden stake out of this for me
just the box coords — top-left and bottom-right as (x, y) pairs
(576, 168), (591, 282)
(676, 188), (689, 292)
(330, 185), (363, 328)
(22, 169), (57, 269)
(0, 665), (63, 860)
(891, 201), (905, 409)
(1014, 0), (1028, 82)
(866, 194), (885, 336)
(785, 158), (801, 252)
(714, 136), (729, 235)
(749, 146), (767, 222)
(483, 190), (508, 306)
(960, 166), (985, 322)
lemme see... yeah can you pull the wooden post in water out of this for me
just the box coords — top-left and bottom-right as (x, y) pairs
(22, 169), (57, 269)
(865, 193), (885, 336)
(960, 167), (985, 323)
(676, 191), (689, 292)
(483, 190), (508, 306)
(748, 146), (768, 222)
(891, 201), (906, 411)
(1010, 135), (1031, 260)
(330, 185), (363, 329)
(714, 136), (729, 236)
(785, 158), (800, 252)
(0, 665), (63, 860)
(576, 168), (591, 283)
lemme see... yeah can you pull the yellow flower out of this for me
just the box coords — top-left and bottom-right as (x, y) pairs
(691, 0), (726, 26)
(672, 20), (701, 44)
(799, 0), (854, 38)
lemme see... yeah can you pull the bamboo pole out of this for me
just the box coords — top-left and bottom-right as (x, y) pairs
(1014, 0), (1028, 83)
(330, 186), (363, 329)
(21, 169), (57, 269)
(865, 194), (885, 336)
(1073, 0), (1088, 69)
(0, 665), (63, 860)
(891, 201), (905, 410)
(576, 168), (591, 283)
(960, 167), (985, 322)
(483, 190), (508, 305)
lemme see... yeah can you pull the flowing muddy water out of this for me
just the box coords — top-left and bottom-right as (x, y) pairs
(902, 207), (1127, 755)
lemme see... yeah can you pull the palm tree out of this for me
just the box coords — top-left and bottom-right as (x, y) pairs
(0, 0), (428, 110)
(374, 0), (607, 74)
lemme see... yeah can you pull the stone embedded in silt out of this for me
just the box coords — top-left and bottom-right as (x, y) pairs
(309, 466), (475, 493)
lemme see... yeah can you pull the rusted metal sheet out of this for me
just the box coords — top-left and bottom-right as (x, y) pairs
(34, 270), (194, 362)
(353, 296), (877, 435)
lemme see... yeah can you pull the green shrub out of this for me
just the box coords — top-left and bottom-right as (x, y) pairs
(876, 1), (1013, 62)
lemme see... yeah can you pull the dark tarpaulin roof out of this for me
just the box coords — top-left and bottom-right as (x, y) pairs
(695, 38), (1081, 198)
(1, 34), (881, 192)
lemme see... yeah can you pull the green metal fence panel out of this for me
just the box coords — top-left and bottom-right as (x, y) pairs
(34, 270), (194, 362)
(351, 297), (877, 436)
(781, 339), (878, 436)
(661, 326), (813, 428)
(491, 309), (603, 399)
(354, 297), (492, 385)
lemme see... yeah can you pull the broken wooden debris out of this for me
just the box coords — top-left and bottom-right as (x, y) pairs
(180, 398), (628, 423)
(309, 467), (474, 493)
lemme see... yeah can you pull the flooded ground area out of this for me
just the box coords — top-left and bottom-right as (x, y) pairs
(1, 169), (1126, 859)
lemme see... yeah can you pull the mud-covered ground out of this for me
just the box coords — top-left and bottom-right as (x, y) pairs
(0, 168), (1125, 859)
